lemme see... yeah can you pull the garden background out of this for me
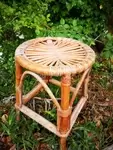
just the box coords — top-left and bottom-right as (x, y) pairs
(0, 0), (113, 149)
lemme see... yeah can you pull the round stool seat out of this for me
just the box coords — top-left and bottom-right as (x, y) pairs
(15, 37), (95, 76)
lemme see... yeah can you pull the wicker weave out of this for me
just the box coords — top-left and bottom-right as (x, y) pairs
(15, 37), (95, 76)
(15, 37), (96, 150)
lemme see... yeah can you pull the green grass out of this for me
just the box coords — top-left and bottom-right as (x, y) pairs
(1, 59), (113, 149)
(0, 106), (113, 150)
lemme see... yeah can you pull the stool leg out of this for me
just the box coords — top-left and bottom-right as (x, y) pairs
(83, 72), (90, 97)
(60, 137), (67, 150)
(15, 62), (22, 120)
(60, 74), (71, 150)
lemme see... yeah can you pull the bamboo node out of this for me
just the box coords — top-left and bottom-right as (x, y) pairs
(15, 103), (22, 109)
(57, 107), (72, 118)
(16, 86), (20, 91)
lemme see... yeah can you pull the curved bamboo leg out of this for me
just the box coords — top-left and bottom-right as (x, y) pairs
(83, 71), (90, 97)
(59, 74), (71, 150)
(23, 78), (49, 104)
(70, 68), (90, 107)
(19, 71), (61, 110)
(82, 69), (90, 109)
(15, 62), (22, 120)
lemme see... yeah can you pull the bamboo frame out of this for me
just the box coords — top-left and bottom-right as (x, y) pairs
(18, 71), (61, 110)
(70, 68), (90, 106)
(15, 37), (95, 150)
(16, 96), (87, 138)
(15, 61), (22, 120)
(15, 62), (22, 107)
(15, 69), (90, 141)
(49, 78), (76, 92)
(59, 74), (71, 150)
(23, 78), (49, 104)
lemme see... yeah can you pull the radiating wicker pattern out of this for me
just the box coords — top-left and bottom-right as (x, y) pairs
(15, 37), (96, 150)
(15, 37), (95, 76)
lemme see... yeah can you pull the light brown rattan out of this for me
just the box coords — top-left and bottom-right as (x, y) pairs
(15, 37), (96, 150)
(15, 37), (95, 76)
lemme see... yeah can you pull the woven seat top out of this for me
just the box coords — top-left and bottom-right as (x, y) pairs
(15, 37), (95, 76)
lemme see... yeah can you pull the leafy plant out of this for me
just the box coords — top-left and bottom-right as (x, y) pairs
(0, 108), (41, 149)
(102, 33), (113, 60)
(68, 122), (100, 150)
(0, 0), (50, 99)
(0, 0), (108, 99)
(93, 62), (103, 72)
(46, 18), (98, 45)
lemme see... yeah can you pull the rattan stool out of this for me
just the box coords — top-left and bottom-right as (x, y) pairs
(15, 37), (95, 150)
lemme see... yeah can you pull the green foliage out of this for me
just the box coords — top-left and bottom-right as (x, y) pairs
(0, 0), (112, 99)
(0, 1), (113, 149)
(42, 134), (59, 150)
(100, 33), (113, 72)
(102, 33), (113, 60)
(99, 0), (113, 19)
(46, 18), (99, 45)
(48, 0), (105, 20)
(0, 105), (113, 149)
(46, 0), (105, 45)
(0, 0), (48, 36)
(44, 108), (57, 122)
(68, 122), (100, 150)
(0, 0), (49, 98)
(93, 62), (103, 72)
(0, 108), (40, 149)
